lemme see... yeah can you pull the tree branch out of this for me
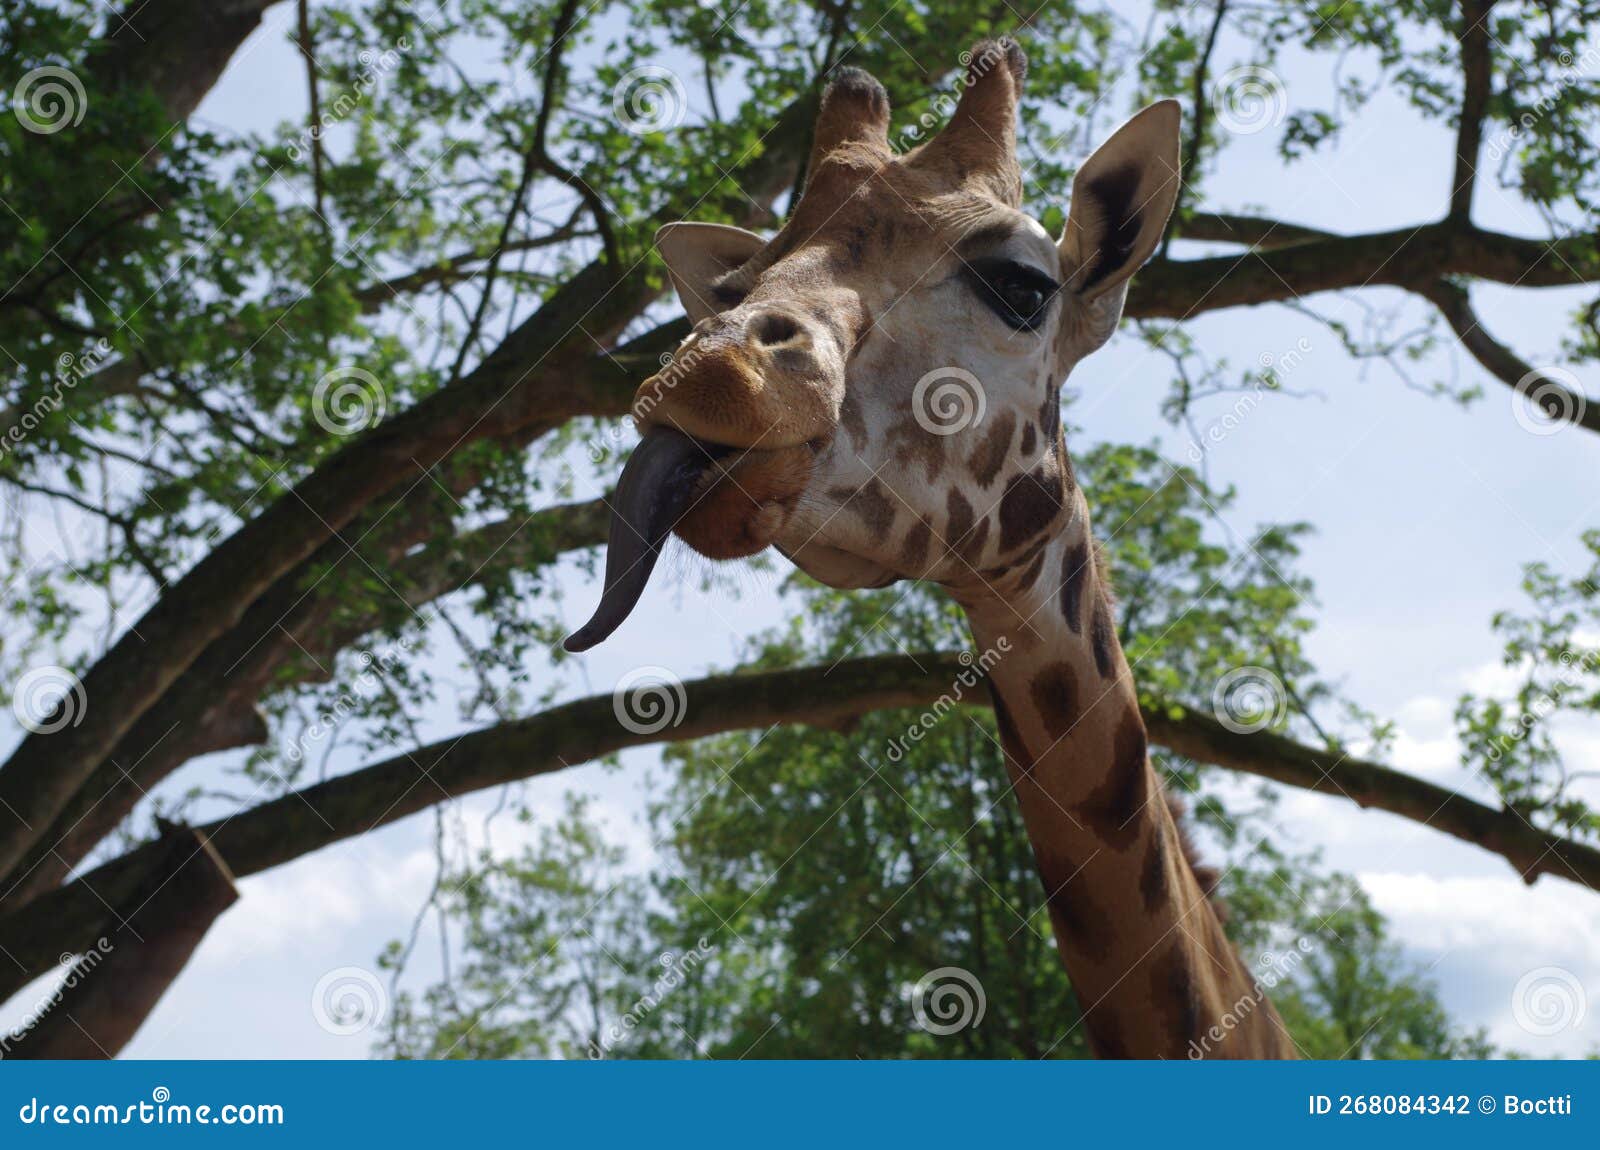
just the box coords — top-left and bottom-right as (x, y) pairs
(1419, 278), (1600, 434)
(1451, 0), (1496, 221)
(0, 492), (611, 911)
(0, 826), (236, 1058)
(4, 653), (1596, 1003)
(1131, 220), (1600, 318)
(0, 90), (814, 887)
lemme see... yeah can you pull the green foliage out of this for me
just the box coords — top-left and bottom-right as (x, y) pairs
(1455, 530), (1600, 840)
(379, 449), (1487, 1060)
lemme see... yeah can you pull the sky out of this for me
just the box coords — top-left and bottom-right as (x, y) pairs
(3, 1), (1599, 1059)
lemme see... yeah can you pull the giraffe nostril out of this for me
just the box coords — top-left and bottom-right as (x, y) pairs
(747, 309), (803, 348)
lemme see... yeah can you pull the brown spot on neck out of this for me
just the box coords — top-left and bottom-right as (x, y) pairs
(1028, 661), (1079, 741)
(997, 465), (1064, 553)
(1074, 709), (1150, 851)
(831, 477), (895, 537)
(1060, 540), (1090, 634)
(968, 410), (1015, 489)
(944, 489), (975, 556)
(1090, 594), (1118, 679)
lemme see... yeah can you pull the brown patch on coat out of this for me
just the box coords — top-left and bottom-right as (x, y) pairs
(968, 410), (1015, 489)
(1090, 594), (1117, 679)
(1019, 422), (1037, 458)
(997, 465), (1063, 553)
(831, 477), (895, 537)
(1042, 866), (1114, 963)
(944, 489), (974, 555)
(899, 516), (932, 575)
(1059, 539), (1090, 634)
(1028, 661), (1079, 741)
(1014, 544), (1047, 592)
(987, 682), (1030, 776)
(1150, 942), (1207, 1053)
(964, 517), (990, 561)
(1082, 1008), (1132, 1060)
(1075, 709), (1150, 850)
(1139, 821), (1171, 912)
(839, 388), (867, 448)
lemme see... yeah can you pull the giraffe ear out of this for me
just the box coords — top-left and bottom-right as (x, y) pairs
(656, 222), (768, 324)
(1057, 100), (1182, 346)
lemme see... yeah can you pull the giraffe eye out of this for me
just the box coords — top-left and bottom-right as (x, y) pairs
(965, 258), (1059, 332)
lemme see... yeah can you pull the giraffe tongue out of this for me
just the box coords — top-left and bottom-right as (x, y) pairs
(563, 427), (722, 653)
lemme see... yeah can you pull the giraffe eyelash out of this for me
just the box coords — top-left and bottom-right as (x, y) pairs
(962, 257), (1060, 332)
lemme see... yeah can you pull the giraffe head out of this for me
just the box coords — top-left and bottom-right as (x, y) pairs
(567, 40), (1180, 651)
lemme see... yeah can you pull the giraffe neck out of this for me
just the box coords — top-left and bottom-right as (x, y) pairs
(950, 491), (1296, 1059)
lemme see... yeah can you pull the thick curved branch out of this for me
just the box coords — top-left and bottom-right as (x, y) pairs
(1, 827), (236, 1059)
(4, 653), (1596, 1002)
(0, 493), (610, 911)
(1130, 221), (1600, 317)
(0, 90), (814, 886)
(1419, 279), (1600, 434)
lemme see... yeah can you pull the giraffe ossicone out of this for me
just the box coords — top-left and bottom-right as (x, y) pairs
(567, 39), (1297, 1060)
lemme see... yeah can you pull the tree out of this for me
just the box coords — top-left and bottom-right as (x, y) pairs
(1, 0), (1598, 1054)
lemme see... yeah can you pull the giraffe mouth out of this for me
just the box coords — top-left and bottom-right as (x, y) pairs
(563, 427), (732, 653)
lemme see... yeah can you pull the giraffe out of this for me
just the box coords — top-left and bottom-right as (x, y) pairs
(567, 39), (1297, 1059)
